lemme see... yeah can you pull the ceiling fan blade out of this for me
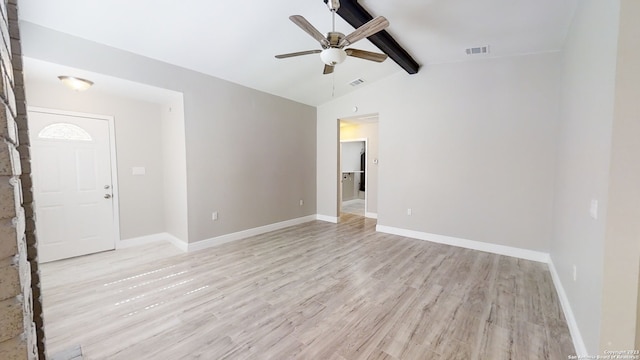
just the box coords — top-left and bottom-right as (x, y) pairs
(290, 15), (330, 47)
(275, 50), (322, 59)
(339, 16), (389, 47)
(345, 48), (388, 62)
(323, 64), (335, 74)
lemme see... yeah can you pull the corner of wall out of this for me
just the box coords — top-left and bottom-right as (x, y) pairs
(548, 256), (588, 356)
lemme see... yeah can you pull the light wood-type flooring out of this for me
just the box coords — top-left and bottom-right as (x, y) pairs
(40, 214), (575, 359)
(342, 200), (365, 216)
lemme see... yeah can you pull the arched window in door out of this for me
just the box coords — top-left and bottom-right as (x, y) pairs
(38, 123), (92, 141)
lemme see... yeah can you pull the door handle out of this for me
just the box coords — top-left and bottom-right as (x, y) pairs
(104, 194), (112, 199)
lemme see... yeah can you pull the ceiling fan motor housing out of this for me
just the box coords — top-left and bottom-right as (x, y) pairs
(326, 32), (344, 47)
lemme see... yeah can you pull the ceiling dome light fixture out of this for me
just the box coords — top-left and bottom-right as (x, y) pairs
(320, 48), (347, 66)
(58, 76), (94, 91)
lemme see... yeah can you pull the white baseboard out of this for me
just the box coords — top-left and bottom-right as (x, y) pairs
(117, 232), (188, 252)
(316, 214), (339, 223)
(118, 215), (322, 254)
(376, 225), (550, 263)
(117, 233), (167, 249)
(548, 258), (587, 356)
(188, 215), (317, 252)
(365, 212), (378, 219)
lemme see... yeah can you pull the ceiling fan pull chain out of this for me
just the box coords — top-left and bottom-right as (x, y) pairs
(332, 71), (336, 98)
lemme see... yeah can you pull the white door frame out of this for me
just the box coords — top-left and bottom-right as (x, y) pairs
(27, 106), (121, 250)
(339, 138), (368, 218)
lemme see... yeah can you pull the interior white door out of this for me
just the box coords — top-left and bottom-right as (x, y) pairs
(29, 110), (116, 263)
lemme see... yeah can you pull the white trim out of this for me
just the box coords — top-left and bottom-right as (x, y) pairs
(375, 225), (550, 263)
(117, 232), (188, 252)
(106, 112), (121, 251)
(365, 212), (378, 219)
(316, 214), (339, 223)
(27, 106), (122, 252)
(188, 215), (317, 252)
(548, 258), (587, 356)
(117, 233), (164, 249)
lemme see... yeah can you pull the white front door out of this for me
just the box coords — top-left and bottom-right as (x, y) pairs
(29, 110), (117, 263)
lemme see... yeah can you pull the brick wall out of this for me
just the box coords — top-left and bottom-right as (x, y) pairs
(0, 0), (41, 359)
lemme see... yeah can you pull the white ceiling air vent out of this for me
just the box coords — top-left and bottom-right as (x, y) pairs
(349, 78), (365, 87)
(465, 45), (490, 55)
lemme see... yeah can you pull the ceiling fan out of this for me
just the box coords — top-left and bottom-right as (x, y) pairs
(275, 0), (389, 74)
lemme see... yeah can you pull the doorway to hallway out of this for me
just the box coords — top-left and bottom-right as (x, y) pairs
(340, 139), (366, 216)
(338, 115), (379, 220)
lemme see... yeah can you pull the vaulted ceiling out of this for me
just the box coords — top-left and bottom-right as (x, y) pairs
(18, 0), (578, 106)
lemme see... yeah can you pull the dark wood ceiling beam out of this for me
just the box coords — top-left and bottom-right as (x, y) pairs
(328, 0), (420, 74)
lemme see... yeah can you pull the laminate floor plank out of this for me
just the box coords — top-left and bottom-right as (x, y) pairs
(41, 215), (575, 359)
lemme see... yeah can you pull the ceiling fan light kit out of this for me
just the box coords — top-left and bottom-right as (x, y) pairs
(275, 0), (389, 74)
(321, 48), (347, 65)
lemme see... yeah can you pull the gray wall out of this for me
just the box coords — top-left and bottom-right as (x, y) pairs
(319, 52), (560, 252)
(24, 79), (166, 240)
(20, 22), (317, 244)
(551, 0), (620, 354)
(184, 86), (316, 241)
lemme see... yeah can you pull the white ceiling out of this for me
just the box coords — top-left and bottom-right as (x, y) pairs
(18, 0), (578, 106)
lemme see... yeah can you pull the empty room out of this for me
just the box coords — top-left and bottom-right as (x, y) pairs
(1, 0), (638, 359)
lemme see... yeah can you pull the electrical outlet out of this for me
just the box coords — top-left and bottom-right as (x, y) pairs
(572, 265), (577, 282)
(299, 199), (304, 206)
(212, 211), (218, 221)
(407, 208), (412, 216)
